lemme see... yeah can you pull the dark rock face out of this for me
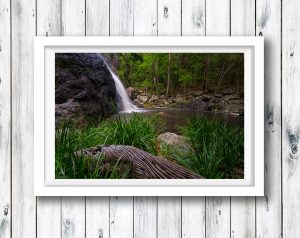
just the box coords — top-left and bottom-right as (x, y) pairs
(55, 53), (117, 125)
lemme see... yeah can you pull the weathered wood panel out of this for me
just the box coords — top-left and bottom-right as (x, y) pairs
(110, 197), (133, 238)
(157, 1), (182, 237)
(205, 1), (231, 237)
(11, 0), (36, 237)
(133, 1), (158, 237)
(0, 0), (11, 237)
(86, 0), (109, 36)
(256, 0), (282, 237)
(60, 1), (86, 238)
(230, 1), (256, 237)
(85, 1), (110, 238)
(86, 197), (110, 238)
(182, 0), (205, 36)
(110, 0), (134, 36)
(36, 1), (62, 237)
(282, 0), (300, 237)
(109, 2), (134, 238)
(157, 197), (181, 238)
(181, 1), (206, 237)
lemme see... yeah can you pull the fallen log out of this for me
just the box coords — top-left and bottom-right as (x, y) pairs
(77, 145), (203, 179)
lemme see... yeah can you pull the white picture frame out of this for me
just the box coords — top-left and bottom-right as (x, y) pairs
(34, 36), (264, 196)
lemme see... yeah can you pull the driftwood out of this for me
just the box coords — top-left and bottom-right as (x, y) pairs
(77, 145), (203, 179)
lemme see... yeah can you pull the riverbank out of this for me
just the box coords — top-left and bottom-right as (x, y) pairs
(127, 87), (244, 116)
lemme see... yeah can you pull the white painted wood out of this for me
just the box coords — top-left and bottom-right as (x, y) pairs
(110, 0), (134, 36)
(282, 0), (300, 237)
(110, 197), (133, 238)
(86, 0), (109, 36)
(181, 2), (205, 237)
(62, 197), (85, 238)
(206, 198), (230, 238)
(60, 1), (86, 238)
(85, 2), (110, 238)
(157, 197), (181, 238)
(205, 1), (231, 237)
(134, 0), (157, 36)
(230, 1), (256, 237)
(157, 2), (181, 237)
(230, 197), (255, 238)
(231, 0), (255, 36)
(109, 3), (134, 237)
(134, 197), (157, 238)
(182, 197), (205, 238)
(182, 0), (205, 36)
(86, 197), (110, 238)
(36, 0), (62, 36)
(62, 0), (85, 36)
(36, 1), (62, 237)
(133, 2), (157, 237)
(0, 0), (10, 237)
(157, 0), (181, 35)
(206, 0), (230, 36)
(11, 0), (36, 237)
(37, 197), (61, 238)
(256, 0), (282, 237)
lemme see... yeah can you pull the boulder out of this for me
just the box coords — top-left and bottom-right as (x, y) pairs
(156, 132), (193, 158)
(126, 87), (137, 99)
(137, 95), (148, 103)
(55, 53), (117, 125)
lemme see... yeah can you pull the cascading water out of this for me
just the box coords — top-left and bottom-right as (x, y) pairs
(106, 66), (137, 112)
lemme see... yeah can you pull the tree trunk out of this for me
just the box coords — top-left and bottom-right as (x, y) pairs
(167, 53), (171, 97)
(203, 54), (211, 92)
(153, 62), (158, 94)
(77, 145), (203, 179)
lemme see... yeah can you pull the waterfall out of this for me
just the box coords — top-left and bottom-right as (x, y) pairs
(106, 66), (137, 112)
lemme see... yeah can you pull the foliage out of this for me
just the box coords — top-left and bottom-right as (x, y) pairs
(117, 53), (244, 95)
(55, 114), (160, 179)
(178, 117), (244, 179)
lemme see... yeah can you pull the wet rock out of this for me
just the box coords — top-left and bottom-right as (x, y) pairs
(55, 53), (117, 125)
(137, 95), (148, 103)
(126, 87), (137, 100)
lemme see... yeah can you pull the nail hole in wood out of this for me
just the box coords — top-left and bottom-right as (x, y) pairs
(3, 206), (8, 216)
(164, 6), (168, 18)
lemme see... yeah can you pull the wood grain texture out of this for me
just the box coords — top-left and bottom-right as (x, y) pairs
(11, 0), (36, 237)
(62, 197), (85, 238)
(157, 2), (182, 237)
(85, 2), (110, 238)
(36, 1), (62, 237)
(0, 0), (10, 237)
(110, 0), (134, 36)
(110, 197), (133, 238)
(205, 1), (231, 237)
(134, 197), (157, 238)
(157, 0), (181, 35)
(230, 1), (256, 237)
(134, 0), (157, 36)
(157, 197), (181, 238)
(86, 0), (109, 36)
(133, 2), (158, 238)
(61, 1), (86, 238)
(182, 0), (205, 36)
(256, 0), (282, 237)
(62, 0), (85, 36)
(86, 197), (110, 238)
(282, 0), (300, 237)
(181, 2), (206, 237)
(182, 197), (205, 238)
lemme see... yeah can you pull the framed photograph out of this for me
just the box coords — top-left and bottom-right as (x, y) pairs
(34, 37), (264, 196)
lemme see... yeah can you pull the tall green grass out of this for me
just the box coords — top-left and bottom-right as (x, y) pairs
(55, 113), (159, 179)
(179, 117), (244, 179)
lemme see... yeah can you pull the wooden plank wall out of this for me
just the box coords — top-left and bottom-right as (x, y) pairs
(1, 0), (296, 237)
